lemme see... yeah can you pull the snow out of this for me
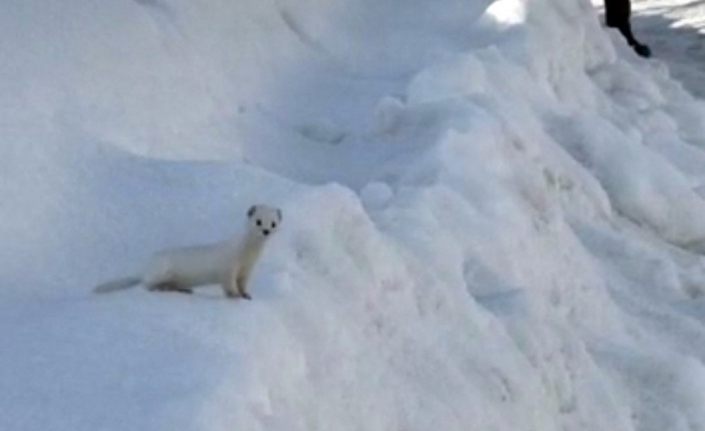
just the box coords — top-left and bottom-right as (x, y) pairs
(631, 0), (705, 98)
(4, 0), (705, 430)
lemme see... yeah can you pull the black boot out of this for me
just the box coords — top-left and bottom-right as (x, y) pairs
(616, 21), (652, 58)
(605, 0), (651, 58)
(631, 41), (652, 58)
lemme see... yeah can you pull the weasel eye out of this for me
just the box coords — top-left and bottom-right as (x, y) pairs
(271, 222), (277, 229)
(256, 219), (262, 226)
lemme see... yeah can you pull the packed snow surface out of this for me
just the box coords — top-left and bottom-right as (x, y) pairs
(4, 0), (705, 430)
(630, 0), (705, 98)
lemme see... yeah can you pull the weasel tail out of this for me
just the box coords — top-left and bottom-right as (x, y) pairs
(94, 277), (141, 293)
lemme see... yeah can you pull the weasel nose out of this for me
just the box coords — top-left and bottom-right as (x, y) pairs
(263, 229), (270, 236)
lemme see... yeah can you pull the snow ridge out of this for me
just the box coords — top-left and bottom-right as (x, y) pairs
(3, 0), (705, 430)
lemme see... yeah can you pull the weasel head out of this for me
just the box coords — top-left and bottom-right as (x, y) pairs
(246, 204), (283, 239)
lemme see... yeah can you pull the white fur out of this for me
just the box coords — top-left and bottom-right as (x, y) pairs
(94, 204), (282, 299)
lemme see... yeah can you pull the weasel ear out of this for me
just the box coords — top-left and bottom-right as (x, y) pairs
(277, 209), (283, 222)
(247, 205), (257, 218)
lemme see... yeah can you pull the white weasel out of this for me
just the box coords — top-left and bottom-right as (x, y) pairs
(94, 204), (282, 299)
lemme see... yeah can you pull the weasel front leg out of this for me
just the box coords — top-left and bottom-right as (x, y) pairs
(223, 267), (251, 300)
(223, 276), (239, 299)
(223, 267), (250, 300)
(236, 273), (252, 300)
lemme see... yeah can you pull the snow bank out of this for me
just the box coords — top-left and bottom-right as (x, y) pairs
(4, 0), (705, 430)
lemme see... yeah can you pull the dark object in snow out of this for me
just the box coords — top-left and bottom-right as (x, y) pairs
(604, 0), (651, 58)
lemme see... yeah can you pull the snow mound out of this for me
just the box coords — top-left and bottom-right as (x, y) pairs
(4, 0), (705, 430)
